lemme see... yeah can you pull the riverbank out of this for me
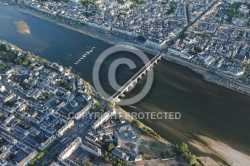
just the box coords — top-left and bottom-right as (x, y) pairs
(164, 54), (250, 98)
(2, 1), (250, 165)
(189, 135), (250, 166)
(8, 0), (250, 100)
(0, 1), (160, 54)
(0, 39), (187, 165)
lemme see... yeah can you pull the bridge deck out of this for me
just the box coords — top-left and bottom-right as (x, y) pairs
(108, 53), (162, 101)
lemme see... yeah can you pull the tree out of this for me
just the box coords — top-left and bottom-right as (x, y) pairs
(84, 161), (93, 166)
(170, 40), (176, 45)
(180, 32), (188, 39)
(55, 100), (60, 105)
(206, 34), (212, 39)
(241, 77), (248, 83)
(194, 46), (202, 53)
(67, 85), (76, 92)
(52, 151), (59, 159)
(103, 151), (108, 157)
(45, 92), (51, 99)
(0, 43), (9, 52)
(25, 51), (32, 57)
(175, 143), (199, 165)
(36, 152), (44, 160)
(138, 35), (147, 42)
(81, 0), (97, 11)
(9, 153), (15, 160)
(179, 143), (189, 153)
(188, 49), (196, 55)
(132, 119), (141, 127)
(230, 58), (236, 63)
(107, 143), (115, 151)
(189, 154), (198, 165)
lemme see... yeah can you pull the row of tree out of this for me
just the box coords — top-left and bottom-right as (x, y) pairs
(174, 143), (199, 166)
(188, 46), (203, 55)
(0, 43), (9, 52)
(132, 119), (161, 139)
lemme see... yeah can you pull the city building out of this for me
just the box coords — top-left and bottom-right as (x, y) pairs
(80, 141), (101, 157)
(58, 137), (82, 161)
(111, 148), (130, 161)
(57, 120), (74, 136)
(92, 109), (115, 130)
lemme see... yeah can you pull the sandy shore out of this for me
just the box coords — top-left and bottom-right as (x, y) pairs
(190, 135), (250, 166)
(15, 21), (30, 35)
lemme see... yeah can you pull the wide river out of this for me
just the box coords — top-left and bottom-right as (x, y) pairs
(1, 2), (250, 158)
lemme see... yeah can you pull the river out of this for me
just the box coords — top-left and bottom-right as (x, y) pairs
(0, 2), (250, 160)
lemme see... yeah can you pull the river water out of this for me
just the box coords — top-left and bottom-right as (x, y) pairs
(1, 2), (250, 158)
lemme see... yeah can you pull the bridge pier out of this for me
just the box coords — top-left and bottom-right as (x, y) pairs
(128, 84), (134, 91)
(120, 93), (125, 98)
(114, 98), (121, 102)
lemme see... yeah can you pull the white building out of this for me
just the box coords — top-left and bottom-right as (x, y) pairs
(57, 120), (74, 136)
(58, 137), (82, 161)
(70, 0), (79, 3)
(204, 55), (216, 66)
(146, 38), (167, 49)
(39, 135), (56, 150)
(17, 150), (38, 166)
(75, 104), (91, 120)
(226, 65), (245, 76)
(80, 141), (101, 157)
(239, 4), (249, 14)
(3, 115), (15, 125)
(86, 133), (98, 144)
(92, 109), (116, 130)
